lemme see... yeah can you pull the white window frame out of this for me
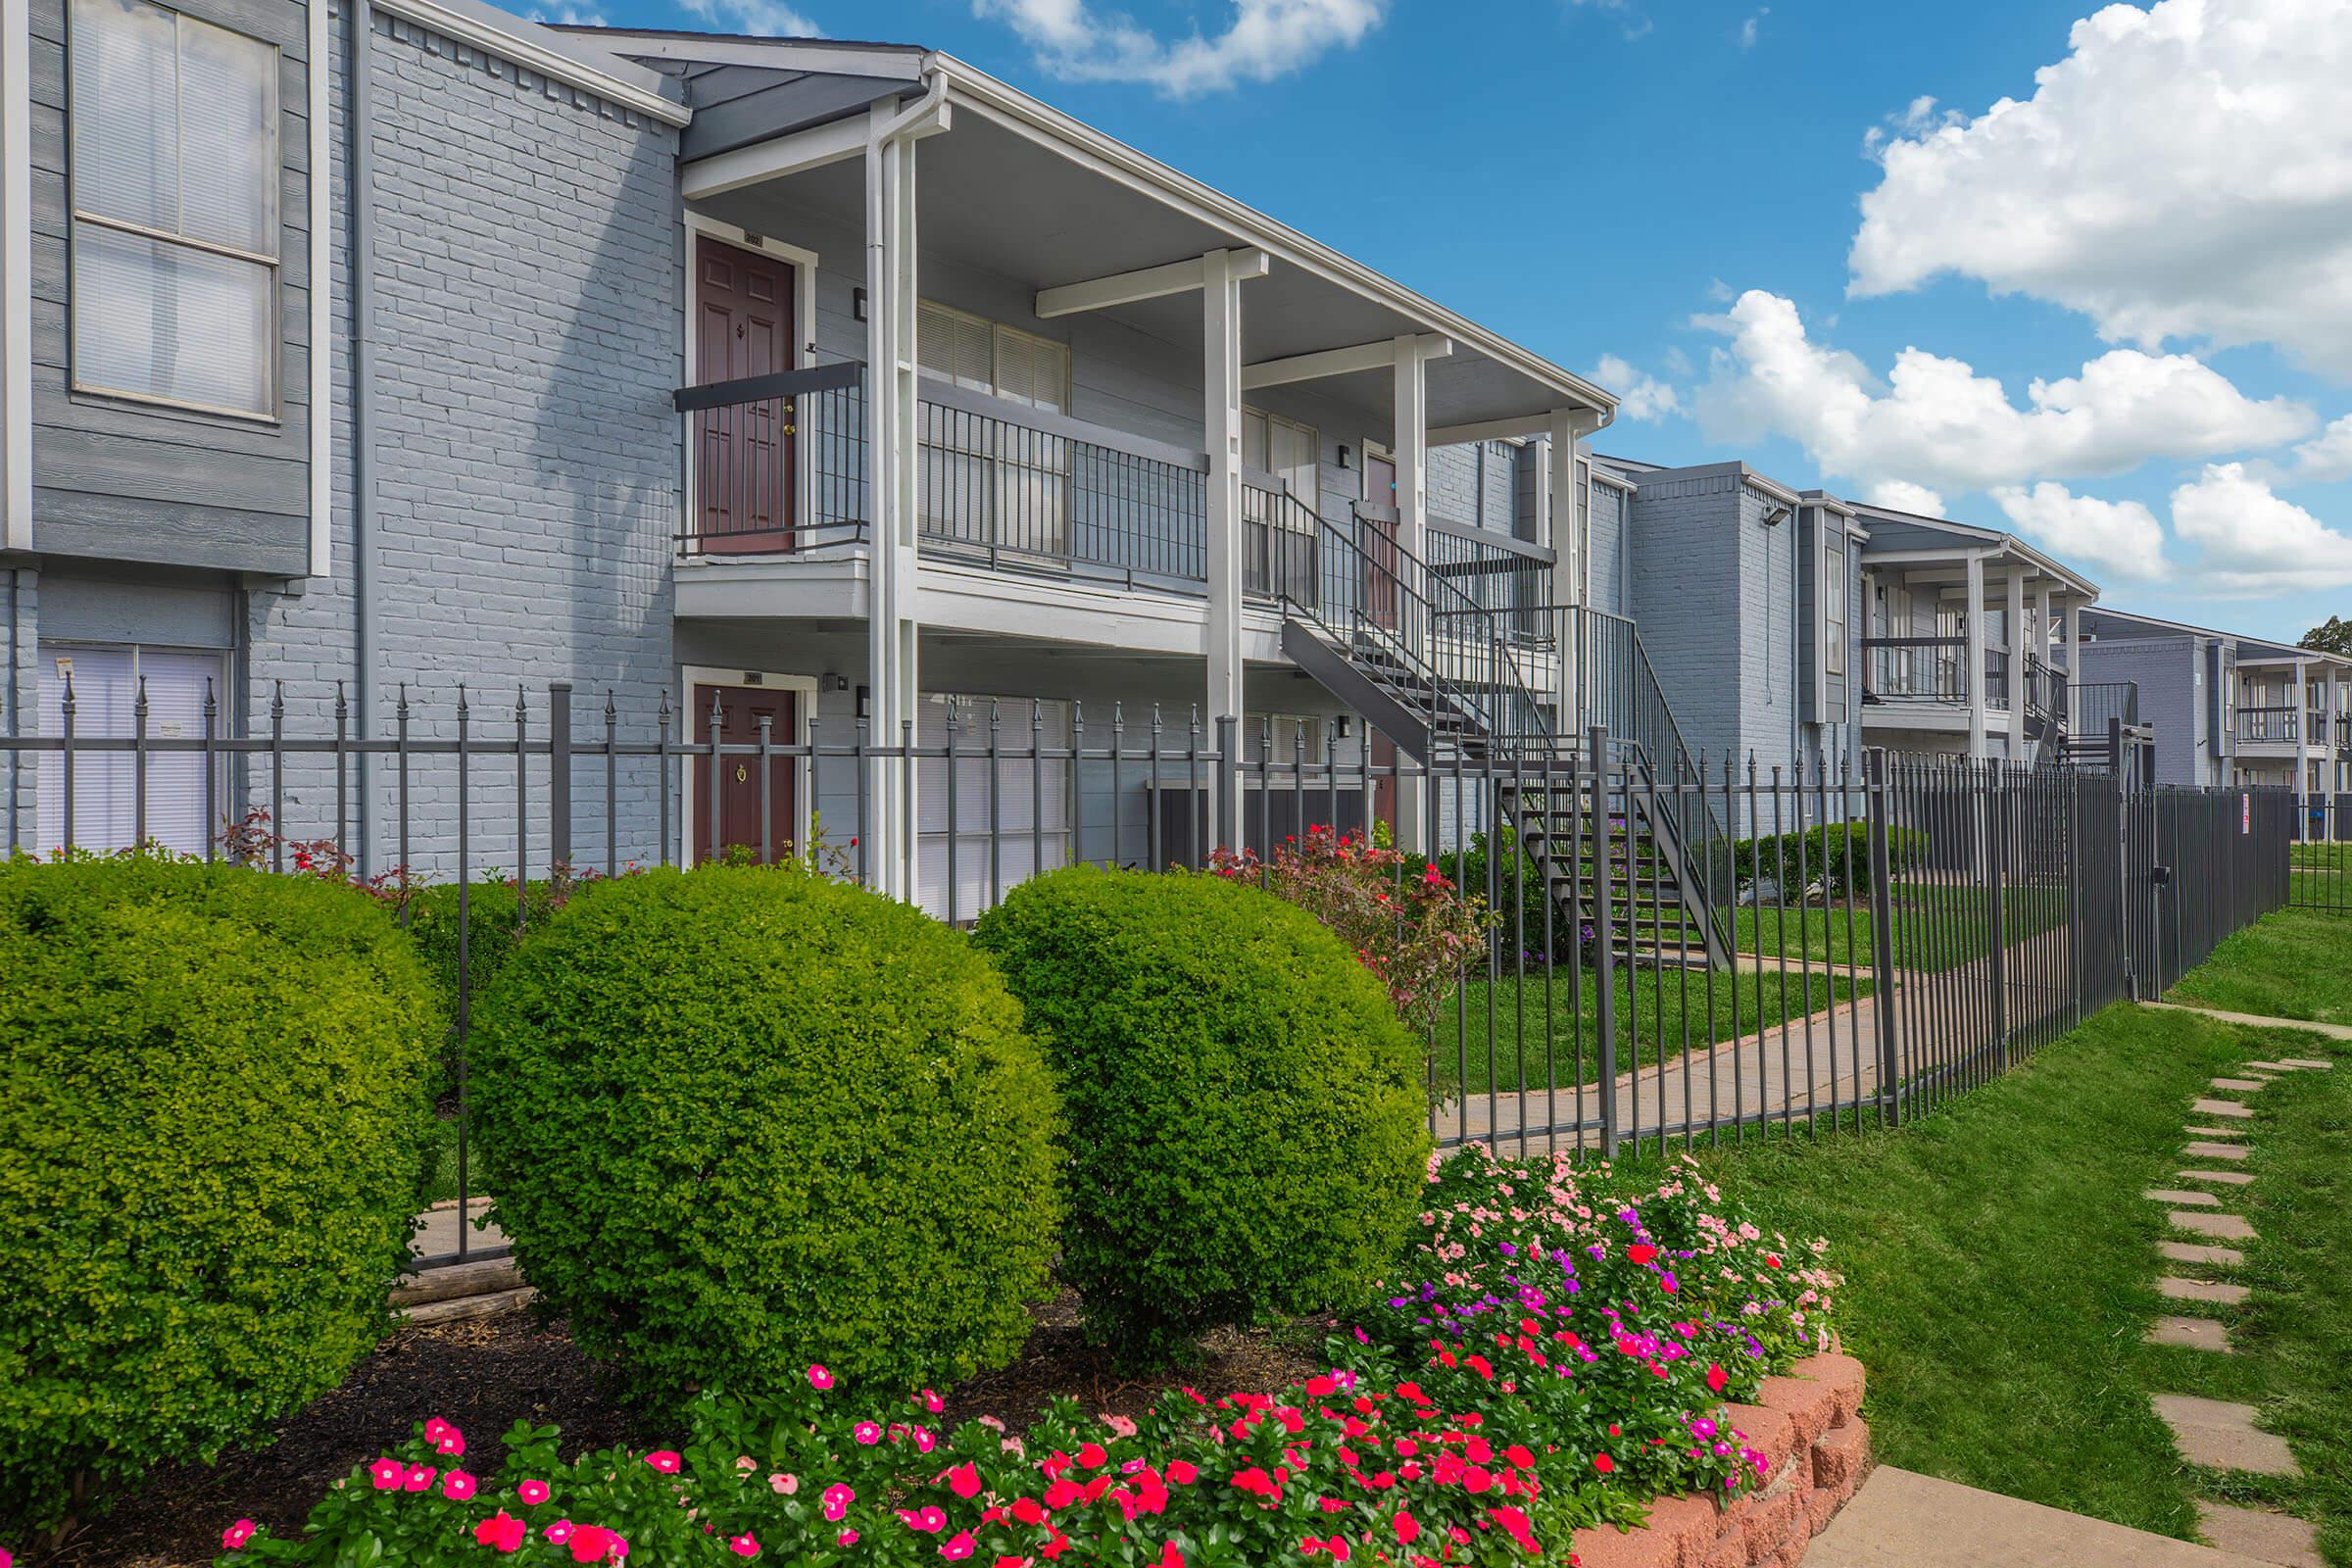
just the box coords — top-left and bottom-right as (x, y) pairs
(66, 0), (282, 420)
(1823, 532), (1848, 678)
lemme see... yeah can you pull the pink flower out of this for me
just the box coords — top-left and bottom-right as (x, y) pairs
(944, 1462), (982, 1499)
(942, 1532), (977, 1561)
(808, 1364), (835, 1391)
(728, 1535), (760, 1558)
(838, 1532), (860, 1548)
(822, 1482), (856, 1522)
(546, 1521), (576, 1545)
(442, 1469), (477, 1500)
(917, 1388), (946, 1414)
(403, 1463), (438, 1492)
(646, 1450), (683, 1474)
(769, 1473), (799, 1494)
(475, 1512), (529, 1553)
(435, 1429), (466, 1458)
(423, 1416), (453, 1444)
(220, 1520), (258, 1550)
(368, 1456), (405, 1490)
(855, 1422), (882, 1446)
(519, 1479), (552, 1505)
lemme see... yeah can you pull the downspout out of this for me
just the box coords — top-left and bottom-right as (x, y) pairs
(345, 0), (377, 869)
(1788, 502), (1801, 781)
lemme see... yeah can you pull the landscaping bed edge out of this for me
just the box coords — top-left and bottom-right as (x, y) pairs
(1567, 1352), (1870, 1568)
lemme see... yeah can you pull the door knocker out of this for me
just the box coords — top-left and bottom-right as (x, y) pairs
(735, 763), (749, 783)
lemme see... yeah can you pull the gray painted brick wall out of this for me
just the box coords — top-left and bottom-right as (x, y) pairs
(2081, 637), (2204, 785)
(241, 8), (681, 874)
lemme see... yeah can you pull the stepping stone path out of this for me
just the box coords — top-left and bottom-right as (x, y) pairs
(2146, 1314), (2233, 1351)
(2197, 1503), (2325, 1568)
(2159, 1277), (2249, 1305)
(2148, 1188), (2223, 1207)
(2147, 1056), (2330, 1568)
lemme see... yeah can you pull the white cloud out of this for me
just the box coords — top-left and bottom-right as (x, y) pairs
(1990, 481), (2170, 582)
(531, 2), (608, 21)
(676, 0), (819, 33)
(1849, 0), (2352, 376)
(1865, 479), (1944, 515)
(1737, 7), (1766, 49)
(2171, 463), (2352, 594)
(2261, 413), (2352, 486)
(974, 0), (1384, 96)
(1592, 354), (1681, 423)
(1690, 289), (2314, 498)
(1859, 95), (1961, 158)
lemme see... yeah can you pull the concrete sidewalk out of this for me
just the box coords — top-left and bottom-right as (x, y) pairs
(1804, 1467), (2278, 1568)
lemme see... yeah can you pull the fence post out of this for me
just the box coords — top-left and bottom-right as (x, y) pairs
(1589, 723), (1619, 1157)
(1986, 773), (2010, 1071)
(549, 680), (573, 870)
(1216, 715), (1238, 854)
(1864, 748), (1902, 1126)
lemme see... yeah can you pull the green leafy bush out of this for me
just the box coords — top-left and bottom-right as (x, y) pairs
(973, 866), (1428, 1364)
(0, 853), (438, 1536)
(1732, 822), (1928, 900)
(468, 865), (1061, 1405)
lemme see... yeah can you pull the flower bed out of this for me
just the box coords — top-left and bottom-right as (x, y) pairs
(190, 1147), (1856, 1568)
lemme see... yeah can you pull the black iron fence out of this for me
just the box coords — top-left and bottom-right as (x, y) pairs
(1, 678), (2298, 1267)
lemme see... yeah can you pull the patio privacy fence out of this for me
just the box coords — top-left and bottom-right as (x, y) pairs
(1, 678), (2298, 1268)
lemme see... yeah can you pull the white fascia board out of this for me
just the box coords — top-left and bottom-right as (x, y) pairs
(1036, 248), (1266, 320)
(1243, 333), (1447, 392)
(1, 0), (28, 551)
(1427, 410), (1590, 447)
(931, 55), (1612, 420)
(587, 31), (925, 80)
(370, 0), (690, 123)
(1862, 546), (1998, 567)
(683, 113), (870, 200)
(305, 0), (330, 573)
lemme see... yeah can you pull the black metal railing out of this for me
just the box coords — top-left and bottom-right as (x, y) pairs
(675, 361), (868, 555)
(2237, 705), (2302, 744)
(5, 680), (2302, 1245)
(2072, 680), (2140, 734)
(1861, 635), (1968, 705)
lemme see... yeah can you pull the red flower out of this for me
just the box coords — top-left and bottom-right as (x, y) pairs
(1394, 1511), (1421, 1545)
(1489, 1506), (1540, 1554)
(1592, 1453), (1616, 1474)
(473, 1512), (528, 1553)
(1158, 1545), (1185, 1568)
(1076, 1443), (1109, 1469)
(1011, 1497), (1047, 1526)
(1166, 1459), (1199, 1486)
(1706, 1363), (1729, 1394)
(945, 1463), (983, 1500)
(1626, 1244), (1658, 1265)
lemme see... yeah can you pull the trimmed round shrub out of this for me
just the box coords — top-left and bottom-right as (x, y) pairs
(0, 854), (438, 1534)
(972, 865), (1429, 1363)
(468, 865), (1062, 1403)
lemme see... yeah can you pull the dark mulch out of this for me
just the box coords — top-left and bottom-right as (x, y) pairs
(33, 1296), (1324, 1568)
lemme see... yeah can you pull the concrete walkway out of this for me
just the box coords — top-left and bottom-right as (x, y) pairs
(2143, 1001), (2352, 1041)
(1804, 1467), (2278, 1568)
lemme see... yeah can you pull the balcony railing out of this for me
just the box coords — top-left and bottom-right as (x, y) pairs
(2072, 680), (2140, 734)
(2236, 705), (2301, 744)
(676, 361), (1326, 609)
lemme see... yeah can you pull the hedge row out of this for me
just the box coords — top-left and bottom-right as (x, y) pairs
(0, 856), (1430, 1536)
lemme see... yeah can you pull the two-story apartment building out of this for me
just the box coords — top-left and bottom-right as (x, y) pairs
(2079, 609), (2351, 824)
(1, 0), (1651, 917)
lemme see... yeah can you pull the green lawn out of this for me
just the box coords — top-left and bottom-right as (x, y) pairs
(1724, 881), (2067, 973)
(1438, 964), (1868, 1099)
(1603, 1004), (2254, 1541)
(2166, 906), (2352, 1024)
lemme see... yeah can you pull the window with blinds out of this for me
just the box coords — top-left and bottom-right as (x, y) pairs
(915, 303), (1074, 561)
(915, 694), (1074, 922)
(1823, 537), (1847, 677)
(70, 0), (279, 416)
(1244, 409), (1319, 514)
(36, 642), (229, 855)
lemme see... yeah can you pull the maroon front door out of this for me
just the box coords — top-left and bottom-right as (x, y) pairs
(695, 237), (797, 554)
(1362, 450), (1399, 629)
(693, 683), (800, 863)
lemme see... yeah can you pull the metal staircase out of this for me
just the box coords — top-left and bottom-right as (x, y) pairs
(1277, 501), (1733, 971)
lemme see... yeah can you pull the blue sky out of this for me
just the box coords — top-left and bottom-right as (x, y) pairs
(610, 0), (2352, 643)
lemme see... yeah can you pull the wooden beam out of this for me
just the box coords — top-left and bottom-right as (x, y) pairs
(1035, 249), (1268, 319)
(1242, 332), (1449, 392)
(1427, 412), (1557, 446)
(683, 115), (872, 201)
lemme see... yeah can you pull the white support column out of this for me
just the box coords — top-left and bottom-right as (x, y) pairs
(1964, 554), (1988, 761)
(2005, 566), (2028, 762)
(1393, 335), (1431, 854)
(864, 99), (926, 901)
(1545, 410), (1585, 732)
(2292, 657), (2311, 834)
(0, 0), (31, 553)
(1201, 248), (1247, 847)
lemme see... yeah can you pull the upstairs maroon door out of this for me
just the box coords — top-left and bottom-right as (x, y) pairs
(695, 237), (797, 554)
(693, 683), (800, 863)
